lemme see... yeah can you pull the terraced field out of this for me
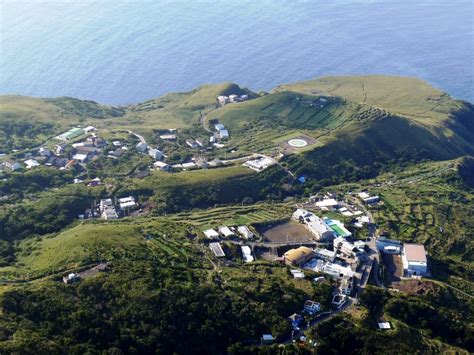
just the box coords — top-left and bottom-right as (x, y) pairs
(166, 202), (293, 230)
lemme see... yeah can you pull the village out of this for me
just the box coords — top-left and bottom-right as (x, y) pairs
(1, 92), (431, 347)
(191, 189), (429, 342)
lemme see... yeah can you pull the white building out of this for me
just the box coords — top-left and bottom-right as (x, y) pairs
(153, 161), (170, 171)
(237, 225), (254, 239)
(209, 242), (225, 257)
(314, 248), (336, 262)
(402, 244), (427, 276)
(72, 153), (89, 163)
(118, 196), (136, 210)
(214, 123), (225, 132)
(136, 142), (148, 152)
(24, 159), (40, 169)
(148, 148), (163, 160)
(100, 199), (118, 220)
(358, 192), (380, 204)
(316, 261), (354, 280)
(218, 226), (234, 237)
(334, 236), (357, 257)
(241, 245), (254, 263)
(217, 96), (229, 105)
(83, 126), (97, 133)
(228, 94), (239, 102)
(293, 209), (335, 241)
(38, 147), (52, 157)
(186, 140), (199, 148)
(218, 129), (229, 140)
(315, 198), (339, 210)
(159, 134), (177, 141)
(243, 156), (276, 172)
(304, 300), (321, 315)
(3, 160), (21, 171)
(203, 229), (219, 239)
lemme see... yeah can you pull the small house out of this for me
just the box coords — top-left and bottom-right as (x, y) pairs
(186, 139), (199, 149)
(203, 229), (219, 239)
(63, 273), (80, 284)
(261, 334), (275, 345)
(304, 300), (321, 315)
(38, 147), (52, 158)
(153, 161), (171, 171)
(218, 129), (229, 140)
(218, 226), (234, 237)
(136, 142), (148, 152)
(288, 313), (303, 329)
(237, 225), (254, 239)
(24, 159), (40, 169)
(214, 123), (225, 132)
(118, 196), (137, 210)
(73, 153), (89, 163)
(55, 143), (68, 155)
(148, 148), (163, 160)
(3, 160), (21, 171)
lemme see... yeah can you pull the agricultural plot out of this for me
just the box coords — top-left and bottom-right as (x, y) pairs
(166, 203), (293, 231)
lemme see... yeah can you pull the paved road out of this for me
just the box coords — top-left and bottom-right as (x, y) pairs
(128, 130), (146, 144)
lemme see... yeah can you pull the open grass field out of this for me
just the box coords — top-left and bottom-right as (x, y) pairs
(275, 75), (463, 125)
(0, 222), (146, 280)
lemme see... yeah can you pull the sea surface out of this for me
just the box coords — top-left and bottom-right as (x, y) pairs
(1, 0), (473, 105)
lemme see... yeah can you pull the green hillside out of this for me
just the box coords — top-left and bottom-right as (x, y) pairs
(124, 82), (257, 130)
(275, 75), (464, 125)
(207, 90), (364, 131)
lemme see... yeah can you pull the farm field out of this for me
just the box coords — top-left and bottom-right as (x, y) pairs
(166, 202), (293, 230)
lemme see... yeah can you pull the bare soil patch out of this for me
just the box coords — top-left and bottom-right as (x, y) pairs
(258, 221), (313, 243)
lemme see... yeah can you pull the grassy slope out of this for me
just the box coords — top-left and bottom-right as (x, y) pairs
(207, 77), (474, 167)
(2, 223), (144, 279)
(0, 83), (256, 151)
(275, 75), (463, 124)
(121, 82), (256, 130)
(208, 90), (360, 131)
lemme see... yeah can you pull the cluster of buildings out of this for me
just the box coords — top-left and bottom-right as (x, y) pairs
(292, 209), (351, 241)
(1, 126), (121, 172)
(217, 94), (249, 105)
(98, 196), (138, 220)
(2, 143), (74, 172)
(203, 225), (254, 240)
(213, 123), (229, 141)
(282, 207), (370, 298)
(311, 194), (365, 218)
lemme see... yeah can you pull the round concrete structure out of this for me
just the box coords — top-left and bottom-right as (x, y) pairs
(288, 138), (308, 148)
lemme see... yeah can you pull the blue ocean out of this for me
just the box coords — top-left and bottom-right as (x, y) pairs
(1, 0), (473, 105)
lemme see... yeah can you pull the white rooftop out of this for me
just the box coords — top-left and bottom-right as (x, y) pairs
(203, 229), (219, 238)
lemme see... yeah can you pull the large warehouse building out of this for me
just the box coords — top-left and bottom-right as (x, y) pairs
(402, 243), (428, 276)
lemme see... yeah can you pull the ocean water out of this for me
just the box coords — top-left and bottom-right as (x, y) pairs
(0, 0), (473, 105)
